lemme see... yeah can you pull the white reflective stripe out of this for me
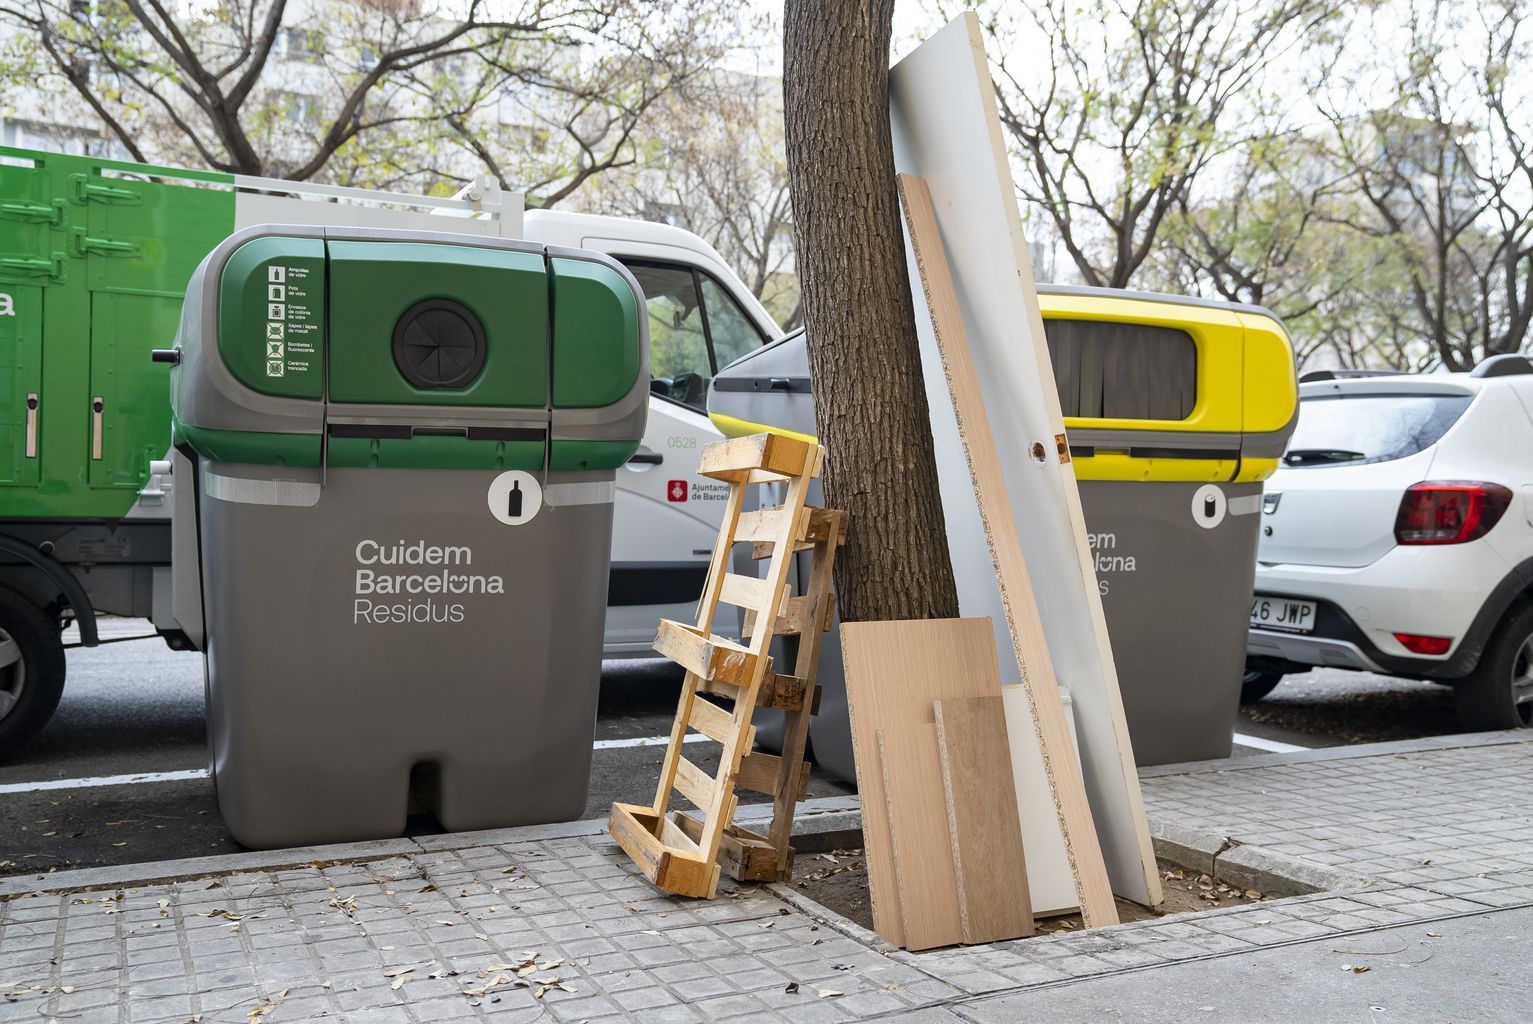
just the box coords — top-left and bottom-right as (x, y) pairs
(204, 471), (321, 507)
(544, 480), (615, 508)
(1229, 494), (1263, 516)
(1231, 732), (1310, 753)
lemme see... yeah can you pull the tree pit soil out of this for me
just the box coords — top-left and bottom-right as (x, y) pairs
(791, 849), (1272, 937)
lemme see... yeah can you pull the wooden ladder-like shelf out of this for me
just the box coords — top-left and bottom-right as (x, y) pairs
(609, 433), (843, 898)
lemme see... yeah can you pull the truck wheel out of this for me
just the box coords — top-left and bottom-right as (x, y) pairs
(0, 587), (67, 761)
(1455, 602), (1533, 731)
(1241, 668), (1284, 704)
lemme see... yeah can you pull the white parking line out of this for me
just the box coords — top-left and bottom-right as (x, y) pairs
(0, 735), (706, 795)
(1231, 731), (1311, 753)
(591, 733), (708, 750)
(0, 768), (210, 795)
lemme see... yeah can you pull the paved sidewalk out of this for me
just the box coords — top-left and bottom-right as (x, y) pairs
(3, 731), (1530, 1023)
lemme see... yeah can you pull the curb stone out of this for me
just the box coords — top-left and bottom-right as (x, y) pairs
(0, 795), (864, 900)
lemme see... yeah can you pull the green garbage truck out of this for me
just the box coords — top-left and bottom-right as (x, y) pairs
(0, 145), (784, 756)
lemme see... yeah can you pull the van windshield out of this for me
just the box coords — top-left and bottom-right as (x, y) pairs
(1284, 393), (1473, 467)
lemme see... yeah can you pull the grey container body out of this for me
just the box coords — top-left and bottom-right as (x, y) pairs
(197, 461), (612, 849)
(1077, 479), (1261, 765)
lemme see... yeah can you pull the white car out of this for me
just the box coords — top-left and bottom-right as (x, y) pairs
(1245, 355), (1533, 731)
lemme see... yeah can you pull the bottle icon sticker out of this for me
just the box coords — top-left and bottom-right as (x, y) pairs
(488, 471), (542, 526)
(1191, 484), (1227, 529)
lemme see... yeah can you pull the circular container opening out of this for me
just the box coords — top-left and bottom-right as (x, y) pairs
(392, 298), (487, 390)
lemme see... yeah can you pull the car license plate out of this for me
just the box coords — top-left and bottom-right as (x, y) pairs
(1250, 596), (1317, 634)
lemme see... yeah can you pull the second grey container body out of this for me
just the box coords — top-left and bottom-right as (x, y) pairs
(199, 463), (613, 848)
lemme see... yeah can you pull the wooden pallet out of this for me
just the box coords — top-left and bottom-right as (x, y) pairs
(610, 433), (842, 897)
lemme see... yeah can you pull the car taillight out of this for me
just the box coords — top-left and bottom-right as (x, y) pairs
(1394, 481), (1513, 545)
(1393, 632), (1452, 656)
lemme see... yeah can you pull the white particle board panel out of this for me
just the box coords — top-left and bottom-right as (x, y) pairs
(888, 12), (1161, 908)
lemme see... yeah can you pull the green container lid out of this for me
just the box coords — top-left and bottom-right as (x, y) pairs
(326, 240), (549, 408)
(551, 256), (641, 409)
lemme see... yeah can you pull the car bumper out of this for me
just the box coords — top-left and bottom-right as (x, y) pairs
(1249, 543), (1513, 663)
(1246, 629), (1387, 673)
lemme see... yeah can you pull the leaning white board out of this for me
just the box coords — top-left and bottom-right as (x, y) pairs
(1004, 685), (1079, 917)
(889, 13), (1162, 907)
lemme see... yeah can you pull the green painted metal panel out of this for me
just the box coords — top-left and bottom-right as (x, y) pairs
(217, 236), (326, 399)
(0, 146), (236, 519)
(0, 284), (42, 488)
(326, 240), (547, 408)
(550, 257), (640, 408)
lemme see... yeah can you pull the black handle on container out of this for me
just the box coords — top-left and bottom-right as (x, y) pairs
(627, 450), (664, 466)
(151, 349), (180, 364)
(769, 377), (793, 391)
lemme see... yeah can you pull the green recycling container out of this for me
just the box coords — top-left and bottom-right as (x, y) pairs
(167, 226), (646, 849)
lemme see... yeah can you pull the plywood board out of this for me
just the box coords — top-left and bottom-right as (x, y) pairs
(1003, 685), (1079, 917)
(895, 173), (1114, 927)
(839, 618), (1003, 947)
(933, 696), (1033, 942)
(877, 724), (963, 951)
(889, 13), (1162, 910)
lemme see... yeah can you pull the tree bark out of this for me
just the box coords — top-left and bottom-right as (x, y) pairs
(782, 0), (959, 623)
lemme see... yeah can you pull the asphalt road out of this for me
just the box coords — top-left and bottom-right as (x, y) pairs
(0, 619), (1470, 879)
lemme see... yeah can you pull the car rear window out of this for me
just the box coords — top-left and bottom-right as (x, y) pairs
(1284, 393), (1473, 467)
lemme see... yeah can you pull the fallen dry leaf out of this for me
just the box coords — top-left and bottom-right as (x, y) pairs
(817, 988), (843, 999)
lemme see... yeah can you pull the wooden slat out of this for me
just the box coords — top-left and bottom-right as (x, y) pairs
(839, 618), (1010, 948)
(672, 756), (715, 812)
(697, 433), (819, 481)
(934, 696), (1034, 943)
(652, 619), (757, 687)
(878, 724), (963, 951)
(758, 671), (808, 711)
(734, 505), (810, 545)
(673, 812), (783, 882)
(897, 173), (1121, 927)
(659, 813), (701, 853)
(687, 695), (736, 744)
(736, 751), (809, 799)
(607, 804), (715, 897)
(718, 572), (772, 612)
(748, 507), (847, 559)
(743, 594), (813, 639)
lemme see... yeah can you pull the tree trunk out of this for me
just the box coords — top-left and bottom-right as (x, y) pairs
(782, 0), (959, 623)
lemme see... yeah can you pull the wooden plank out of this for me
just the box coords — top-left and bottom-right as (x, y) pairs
(673, 812), (784, 882)
(687, 695), (737, 744)
(743, 594), (814, 639)
(652, 619), (757, 687)
(877, 724), (963, 951)
(890, 13), (1160, 911)
(748, 507), (846, 559)
(734, 504), (811, 545)
(718, 572), (772, 613)
(608, 804), (715, 897)
(933, 696), (1033, 943)
(672, 756), (715, 812)
(897, 172), (1115, 928)
(698, 432), (818, 481)
(736, 751), (808, 799)
(839, 618), (1009, 947)
(1002, 685), (1081, 917)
